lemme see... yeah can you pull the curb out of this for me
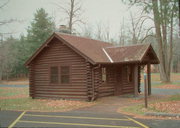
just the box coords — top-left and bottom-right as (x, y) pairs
(145, 112), (180, 118)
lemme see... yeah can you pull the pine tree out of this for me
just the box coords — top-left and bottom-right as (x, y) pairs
(27, 8), (55, 55)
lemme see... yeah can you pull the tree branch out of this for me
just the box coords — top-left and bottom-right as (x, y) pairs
(0, 0), (9, 9)
(140, 34), (155, 43)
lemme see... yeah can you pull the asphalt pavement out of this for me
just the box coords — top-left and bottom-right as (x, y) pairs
(1, 110), (180, 128)
(0, 110), (147, 128)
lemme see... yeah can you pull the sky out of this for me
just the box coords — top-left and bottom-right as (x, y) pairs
(0, 0), (148, 40)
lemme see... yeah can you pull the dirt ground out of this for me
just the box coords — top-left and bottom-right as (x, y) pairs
(78, 94), (167, 112)
(150, 101), (180, 114)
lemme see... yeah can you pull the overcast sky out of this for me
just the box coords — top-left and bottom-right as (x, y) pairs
(0, 0), (148, 39)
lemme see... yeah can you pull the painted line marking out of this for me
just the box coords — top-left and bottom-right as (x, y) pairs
(19, 120), (140, 128)
(24, 114), (129, 121)
(126, 117), (149, 128)
(8, 111), (26, 128)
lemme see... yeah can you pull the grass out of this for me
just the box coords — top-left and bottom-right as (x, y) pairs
(167, 94), (180, 101)
(121, 94), (180, 115)
(122, 104), (145, 115)
(0, 87), (28, 96)
(120, 73), (180, 115)
(141, 73), (180, 83)
(151, 73), (180, 82)
(0, 87), (95, 111)
(0, 73), (179, 112)
(150, 82), (180, 88)
(141, 73), (180, 88)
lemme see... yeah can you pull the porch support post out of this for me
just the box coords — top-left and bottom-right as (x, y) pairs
(134, 64), (138, 97)
(147, 62), (151, 95)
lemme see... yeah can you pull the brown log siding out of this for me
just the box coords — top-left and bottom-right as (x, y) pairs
(121, 65), (134, 94)
(99, 66), (115, 97)
(30, 38), (88, 100)
(29, 64), (35, 98)
(99, 65), (135, 97)
(86, 62), (92, 101)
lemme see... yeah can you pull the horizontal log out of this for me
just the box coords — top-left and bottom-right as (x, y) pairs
(35, 91), (87, 95)
(35, 94), (87, 99)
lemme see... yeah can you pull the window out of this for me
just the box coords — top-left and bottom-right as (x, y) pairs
(126, 66), (133, 82)
(50, 66), (59, 83)
(102, 67), (107, 82)
(61, 66), (70, 84)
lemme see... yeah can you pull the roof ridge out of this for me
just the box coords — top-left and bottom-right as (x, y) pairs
(55, 32), (112, 45)
(139, 44), (151, 61)
(105, 43), (150, 49)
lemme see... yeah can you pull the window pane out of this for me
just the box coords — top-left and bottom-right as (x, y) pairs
(61, 75), (69, 84)
(102, 68), (107, 82)
(61, 66), (69, 74)
(51, 67), (58, 74)
(126, 66), (132, 83)
(50, 66), (58, 83)
(61, 66), (70, 84)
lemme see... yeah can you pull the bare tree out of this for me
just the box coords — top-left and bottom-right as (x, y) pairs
(124, 0), (178, 82)
(0, 37), (18, 80)
(93, 22), (113, 42)
(151, 0), (178, 82)
(81, 24), (93, 38)
(103, 23), (110, 42)
(56, 0), (84, 34)
(118, 18), (126, 46)
(0, 0), (14, 26)
(94, 22), (104, 40)
(0, 0), (22, 41)
(128, 11), (155, 44)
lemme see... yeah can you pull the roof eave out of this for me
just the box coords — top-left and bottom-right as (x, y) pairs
(24, 33), (56, 67)
(24, 33), (97, 67)
(54, 34), (96, 65)
(140, 44), (160, 64)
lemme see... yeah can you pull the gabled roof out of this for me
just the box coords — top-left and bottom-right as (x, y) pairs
(56, 33), (112, 63)
(25, 32), (159, 67)
(105, 44), (159, 64)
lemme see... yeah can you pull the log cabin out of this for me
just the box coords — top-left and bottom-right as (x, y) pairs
(25, 32), (159, 101)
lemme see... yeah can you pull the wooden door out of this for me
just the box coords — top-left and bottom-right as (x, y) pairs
(115, 67), (122, 95)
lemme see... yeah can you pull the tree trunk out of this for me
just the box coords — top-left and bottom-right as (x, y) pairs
(152, 0), (170, 82)
(69, 0), (75, 34)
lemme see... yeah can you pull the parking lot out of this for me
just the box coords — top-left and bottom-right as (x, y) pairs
(2, 111), (148, 128)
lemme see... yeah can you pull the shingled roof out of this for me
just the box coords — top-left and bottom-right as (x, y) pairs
(104, 44), (159, 64)
(25, 32), (159, 66)
(56, 33), (112, 63)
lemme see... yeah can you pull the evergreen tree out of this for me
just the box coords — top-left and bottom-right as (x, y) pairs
(11, 35), (29, 76)
(27, 8), (55, 55)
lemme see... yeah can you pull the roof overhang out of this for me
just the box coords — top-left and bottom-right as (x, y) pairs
(24, 33), (96, 67)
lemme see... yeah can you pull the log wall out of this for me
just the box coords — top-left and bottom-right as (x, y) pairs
(29, 37), (139, 100)
(86, 62), (92, 101)
(30, 38), (88, 100)
(119, 65), (134, 94)
(99, 65), (135, 97)
(29, 63), (34, 98)
(99, 66), (115, 97)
